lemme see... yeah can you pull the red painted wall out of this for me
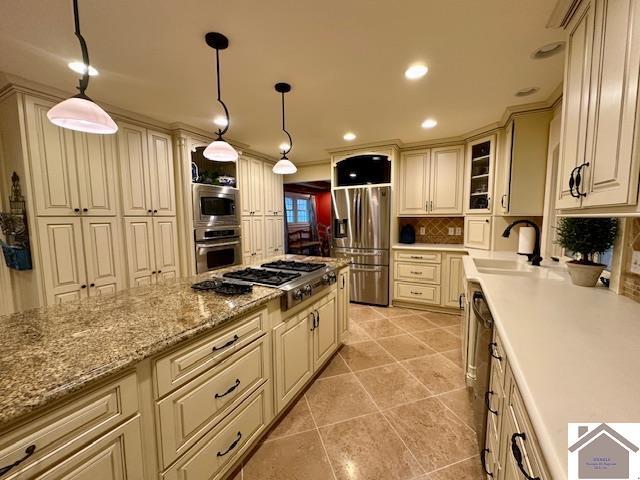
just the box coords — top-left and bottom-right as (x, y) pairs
(315, 191), (331, 227)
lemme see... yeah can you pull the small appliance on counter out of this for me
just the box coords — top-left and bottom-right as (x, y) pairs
(399, 224), (416, 244)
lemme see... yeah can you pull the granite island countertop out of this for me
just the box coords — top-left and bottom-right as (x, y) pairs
(0, 254), (348, 426)
(463, 252), (640, 479)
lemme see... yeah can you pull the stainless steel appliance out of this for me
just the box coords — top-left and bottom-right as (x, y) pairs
(192, 184), (240, 227)
(194, 226), (241, 273)
(331, 186), (390, 305)
(471, 290), (494, 448)
(223, 260), (337, 310)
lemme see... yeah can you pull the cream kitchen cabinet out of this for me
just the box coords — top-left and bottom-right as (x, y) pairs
(123, 217), (179, 287)
(24, 95), (118, 217)
(241, 216), (265, 263)
(465, 136), (495, 214)
(557, 0), (640, 210)
(263, 162), (284, 216)
(464, 216), (492, 250)
(118, 122), (176, 217)
(238, 155), (265, 216)
(37, 217), (124, 305)
(337, 267), (350, 342)
(442, 253), (465, 308)
(264, 216), (285, 257)
(312, 290), (338, 369)
(397, 146), (464, 215)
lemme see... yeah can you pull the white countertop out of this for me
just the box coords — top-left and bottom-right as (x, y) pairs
(392, 242), (467, 252)
(463, 252), (640, 479)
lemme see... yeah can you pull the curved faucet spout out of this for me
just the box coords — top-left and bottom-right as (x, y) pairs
(501, 220), (542, 266)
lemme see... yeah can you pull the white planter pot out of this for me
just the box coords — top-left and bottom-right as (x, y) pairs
(566, 262), (605, 287)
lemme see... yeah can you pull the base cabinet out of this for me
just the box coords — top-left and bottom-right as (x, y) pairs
(464, 216), (491, 250)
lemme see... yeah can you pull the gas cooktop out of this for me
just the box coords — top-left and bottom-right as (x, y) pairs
(261, 260), (326, 272)
(223, 268), (301, 286)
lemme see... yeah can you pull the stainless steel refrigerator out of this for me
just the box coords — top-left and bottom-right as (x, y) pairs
(331, 186), (390, 306)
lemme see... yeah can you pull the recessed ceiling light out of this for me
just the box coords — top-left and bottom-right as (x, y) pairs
(68, 61), (98, 76)
(343, 132), (356, 141)
(515, 87), (540, 97)
(279, 142), (290, 151)
(421, 118), (438, 129)
(405, 64), (428, 80)
(531, 42), (565, 59)
(213, 116), (228, 127)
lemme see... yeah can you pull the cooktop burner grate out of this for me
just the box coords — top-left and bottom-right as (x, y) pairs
(223, 268), (301, 286)
(261, 260), (326, 272)
(191, 279), (253, 295)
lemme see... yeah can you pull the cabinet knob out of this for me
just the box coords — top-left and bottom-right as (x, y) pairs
(90, 283), (95, 287)
(80, 284), (87, 289)
(82, 208), (88, 212)
(147, 209), (152, 214)
(74, 208), (80, 213)
(151, 271), (156, 274)
(153, 209), (158, 214)
(157, 270), (162, 274)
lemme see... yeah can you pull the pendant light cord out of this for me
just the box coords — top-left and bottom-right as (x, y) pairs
(214, 47), (230, 139)
(73, 0), (91, 98)
(280, 91), (292, 158)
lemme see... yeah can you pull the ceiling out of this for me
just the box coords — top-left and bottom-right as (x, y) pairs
(0, 0), (564, 163)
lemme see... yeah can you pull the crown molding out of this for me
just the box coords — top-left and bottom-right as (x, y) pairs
(326, 139), (402, 155)
(547, 0), (581, 28)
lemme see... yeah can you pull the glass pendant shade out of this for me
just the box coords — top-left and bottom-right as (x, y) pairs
(203, 139), (238, 162)
(47, 96), (117, 134)
(273, 158), (297, 174)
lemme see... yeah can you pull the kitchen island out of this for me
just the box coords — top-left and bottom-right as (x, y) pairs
(0, 255), (349, 480)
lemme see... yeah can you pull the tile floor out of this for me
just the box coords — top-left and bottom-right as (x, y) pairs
(229, 304), (483, 480)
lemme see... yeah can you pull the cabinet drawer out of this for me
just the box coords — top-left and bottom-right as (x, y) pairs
(394, 282), (441, 305)
(163, 382), (273, 480)
(394, 250), (442, 263)
(157, 336), (271, 467)
(0, 372), (138, 479)
(155, 308), (267, 398)
(394, 262), (441, 284)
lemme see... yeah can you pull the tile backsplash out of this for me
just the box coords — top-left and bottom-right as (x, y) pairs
(398, 217), (464, 244)
(621, 218), (640, 303)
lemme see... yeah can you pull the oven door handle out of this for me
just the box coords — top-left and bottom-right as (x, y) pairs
(196, 241), (241, 249)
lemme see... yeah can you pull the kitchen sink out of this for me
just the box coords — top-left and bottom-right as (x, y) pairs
(473, 257), (565, 280)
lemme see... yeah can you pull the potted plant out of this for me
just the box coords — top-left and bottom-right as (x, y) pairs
(555, 217), (617, 287)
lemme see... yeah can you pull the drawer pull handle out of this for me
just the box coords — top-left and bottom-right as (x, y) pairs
(410, 271), (422, 275)
(315, 309), (320, 328)
(410, 291), (423, 295)
(217, 432), (242, 457)
(215, 379), (241, 399)
(0, 445), (36, 476)
(310, 311), (317, 331)
(480, 448), (494, 477)
(488, 342), (502, 361)
(485, 390), (498, 415)
(212, 335), (239, 352)
(511, 433), (540, 480)
(410, 255), (424, 259)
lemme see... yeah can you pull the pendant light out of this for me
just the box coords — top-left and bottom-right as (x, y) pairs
(47, 0), (117, 134)
(273, 82), (297, 174)
(203, 32), (238, 162)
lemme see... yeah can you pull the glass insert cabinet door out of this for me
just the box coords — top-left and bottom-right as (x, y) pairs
(467, 138), (494, 211)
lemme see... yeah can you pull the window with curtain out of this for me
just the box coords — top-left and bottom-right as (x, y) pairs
(285, 194), (312, 224)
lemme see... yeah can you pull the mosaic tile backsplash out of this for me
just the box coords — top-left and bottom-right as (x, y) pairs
(399, 217), (464, 244)
(622, 218), (640, 303)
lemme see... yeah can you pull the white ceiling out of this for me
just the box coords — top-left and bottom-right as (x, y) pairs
(0, 0), (564, 163)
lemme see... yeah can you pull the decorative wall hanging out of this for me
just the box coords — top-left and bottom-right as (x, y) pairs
(0, 173), (32, 270)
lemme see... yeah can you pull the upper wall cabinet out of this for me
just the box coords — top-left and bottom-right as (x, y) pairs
(263, 162), (284, 216)
(238, 155), (265, 216)
(498, 111), (552, 216)
(24, 96), (118, 216)
(397, 146), (464, 216)
(557, 0), (640, 210)
(465, 136), (495, 214)
(118, 122), (176, 217)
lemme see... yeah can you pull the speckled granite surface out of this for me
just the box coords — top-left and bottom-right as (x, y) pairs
(0, 255), (348, 426)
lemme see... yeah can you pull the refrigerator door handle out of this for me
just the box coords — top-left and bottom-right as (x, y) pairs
(355, 190), (361, 243)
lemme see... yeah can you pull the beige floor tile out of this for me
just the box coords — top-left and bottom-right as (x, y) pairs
(243, 430), (334, 480)
(349, 306), (386, 323)
(319, 412), (423, 480)
(343, 322), (372, 345)
(436, 388), (476, 431)
(356, 363), (431, 409)
(371, 306), (416, 318)
(403, 355), (466, 394)
(384, 397), (478, 472)
(441, 349), (463, 369)
(377, 334), (437, 361)
(391, 314), (440, 333)
(359, 318), (406, 339)
(340, 341), (395, 371)
(443, 324), (461, 338)
(305, 373), (377, 426)
(421, 312), (462, 327)
(413, 329), (461, 353)
(265, 397), (316, 441)
(317, 353), (351, 379)
(423, 455), (484, 479)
